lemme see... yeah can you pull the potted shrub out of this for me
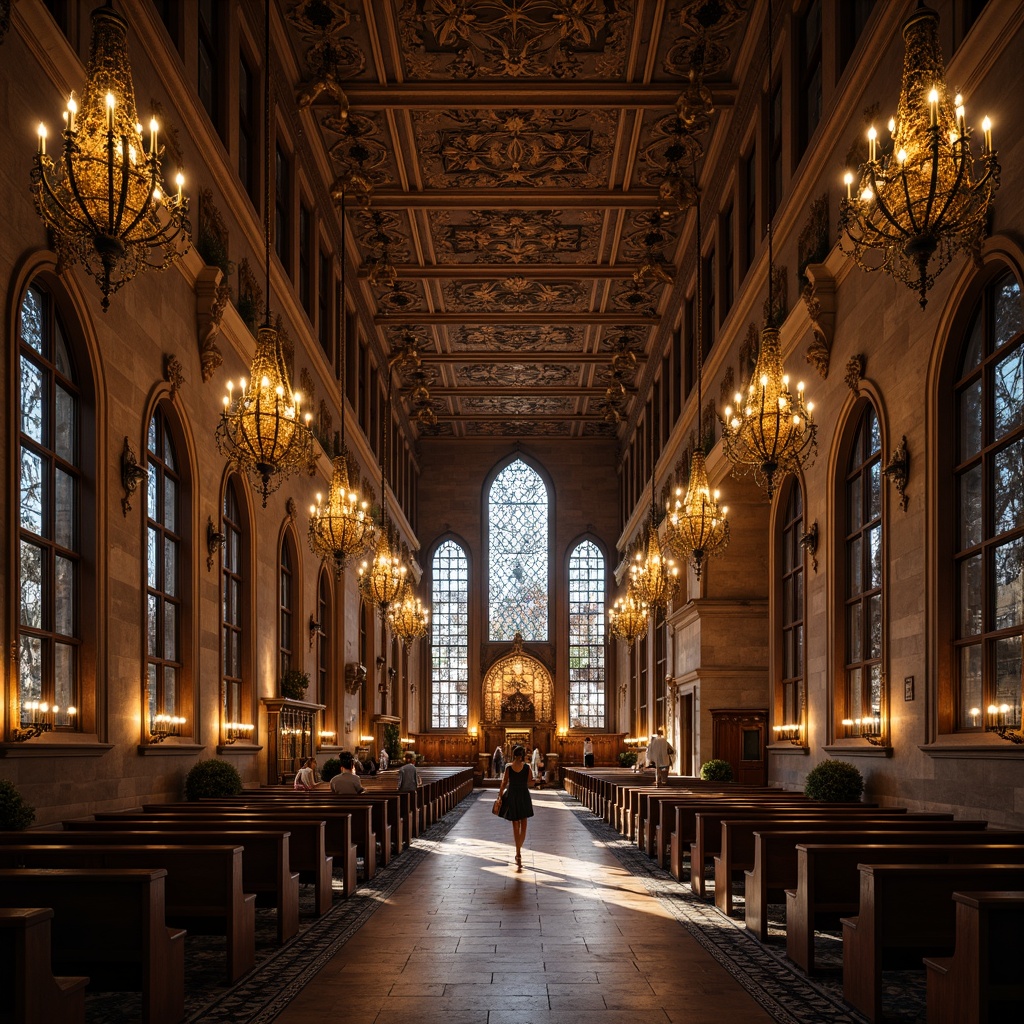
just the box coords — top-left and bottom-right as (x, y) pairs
(280, 669), (310, 701)
(804, 758), (864, 802)
(184, 759), (243, 801)
(699, 758), (734, 782)
(617, 750), (638, 768)
(321, 758), (341, 782)
(383, 723), (402, 764)
(0, 779), (35, 831)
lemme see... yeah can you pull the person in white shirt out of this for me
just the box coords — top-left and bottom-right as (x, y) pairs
(293, 757), (317, 791)
(378, 748), (390, 772)
(645, 728), (671, 787)
(530, 746), (542, 780)
(583, 736), (595, 768)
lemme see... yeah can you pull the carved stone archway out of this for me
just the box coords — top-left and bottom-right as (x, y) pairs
(481, 633), (554, 725)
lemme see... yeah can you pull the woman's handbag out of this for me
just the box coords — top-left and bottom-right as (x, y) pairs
(491, 796), (502, 815)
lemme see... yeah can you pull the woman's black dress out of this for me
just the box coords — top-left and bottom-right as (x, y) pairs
(500, 764), (534, 820)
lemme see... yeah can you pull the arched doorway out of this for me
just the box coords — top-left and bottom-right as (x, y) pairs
(481, 633), (555, 757)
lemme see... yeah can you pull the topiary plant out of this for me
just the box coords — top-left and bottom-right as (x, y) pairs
(321, 758), (341, 782)
(699, 758), (734, 782)
(280, 669), (310, 701)
(0, 779), (35, 831)
(184, 759), (243, 801)
(383, 723), (402, 764)
(804, 758), (864, 802)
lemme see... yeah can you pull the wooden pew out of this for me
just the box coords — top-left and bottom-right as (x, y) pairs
(82, 815), (343, 909)
(0, 844), (255, 984)
(742, 821), (999, 942)
(841, 863), (1024, 1023)
(924, 890), (1024, 1024)
(0, 828), (299, 942)
(714, 811), (954, 913)
(0, 868), (185, 1024)
(0, 908), (89, 1024)
(784, 835), (1024, 971)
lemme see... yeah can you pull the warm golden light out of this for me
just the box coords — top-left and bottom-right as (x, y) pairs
(308, 453), (374, 577)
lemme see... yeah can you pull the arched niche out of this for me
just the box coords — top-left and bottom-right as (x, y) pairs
(481, 633), (554, 724)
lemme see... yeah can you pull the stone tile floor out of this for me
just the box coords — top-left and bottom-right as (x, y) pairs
(273, 789), (775, 1024)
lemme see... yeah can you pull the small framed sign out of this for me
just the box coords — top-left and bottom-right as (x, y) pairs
(904, 675), (915, 701)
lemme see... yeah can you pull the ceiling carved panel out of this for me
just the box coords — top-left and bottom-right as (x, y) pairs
(443, 278), (590, 312)
(460, 396), (576, 415)
(414, 109), (616, 189)
(455, 363), (577, 387)
(449, 325), (585, 352)
(396, 0), (635, 80)
(430, 209), (601, 264)
(464, 420), (573, 436)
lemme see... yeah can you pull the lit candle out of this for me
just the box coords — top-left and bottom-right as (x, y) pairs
(175, 171), (184, 204)
(954, 94), (965, 136)
(37, 123), (47, 155)
(844, 171), (853, 200)
(105, 91), (116, 130)
(149, 117), (159, 155)
(67, 92), (78, 132)
(928, 88), (939, 127)
(867, 125), (877, 162)
(887, 117), (896, 136)
(982, 116), (992, 154)
(969, 706), (980, 727)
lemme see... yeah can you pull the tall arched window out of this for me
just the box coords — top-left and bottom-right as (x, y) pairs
(17, 282), (83, 730)
(488, 459), (548, 641)
(568, 540), (606, 729)
(147, 405), (184, 732)
(779, 483), (805, 727)
(316, 570), (332, 707)
(844, 403), (883, 725)
(953, 271), (1023, 730)
(221, 477), (246, 729)
(431, 539), (469, 728)
(279, 532), (296, 678)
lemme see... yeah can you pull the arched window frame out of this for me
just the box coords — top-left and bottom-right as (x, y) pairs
(219, 473), (253, 742)
(316, 568), (333, 711)
(831, 395), (888, 745)
(144, 399), (194, 744)
(430, 537), (470, 730)
(771, 478), (807, 746)
(943, 266), (1024, 736)
(279, 527), (299, 680)
(485, 456), (552, 642)
(566, 538), (607, 731)
(13, 275), (96, 738)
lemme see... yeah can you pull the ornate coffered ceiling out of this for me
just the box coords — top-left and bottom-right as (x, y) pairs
(282, 0), (749, 439)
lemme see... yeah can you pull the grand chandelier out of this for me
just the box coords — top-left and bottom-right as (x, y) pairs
(839, 4), (999, 309)
(30, 5), (190, 311)
(608, 593), (649, 648)
(387, 585), (429, 651)
(215, 1), (316, 507)
(722, 0), (816, 499)
(308, 194), (373, 575)
(666, 195), (729, 580)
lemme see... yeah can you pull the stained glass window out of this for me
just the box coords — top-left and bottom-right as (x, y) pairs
(568, 540), (606, 729)
(844, 403), (883, 725)
(488, 460), (548, 640)
(431, 540), (469, 728)
(953, 271), (1023, 730)
(18, 283), (82, 729)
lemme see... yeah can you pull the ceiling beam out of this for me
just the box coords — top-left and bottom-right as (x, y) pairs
(365, 189), (663, 210)
(376, 312), (659, 325)
(412, 351), (645, 363)
(410, 386), (622, 397)
(431, 412), (609, 422)
(342, 83), (735, 108)
(359, 264), (650, 280)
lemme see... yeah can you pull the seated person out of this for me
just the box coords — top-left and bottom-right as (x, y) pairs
(329, 751), (366, 795)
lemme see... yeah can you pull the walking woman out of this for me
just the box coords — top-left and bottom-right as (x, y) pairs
(497, 745), (535, 869)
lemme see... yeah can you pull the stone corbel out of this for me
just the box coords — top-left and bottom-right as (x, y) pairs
(196, 265), (229, 383)
(845, 353), (866, 396)
(802, 263), (836, 380)
(883, 435), (910, 511)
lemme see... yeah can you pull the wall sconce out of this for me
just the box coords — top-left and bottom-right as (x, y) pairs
(318, 730), (336, 746)
(360, 734), (375, 744)
(13, 701), (77, 742)
(468, 724), (478, 739)
(309, 614), (324, 649)
(883, 435), (910, 512)
(799, 521), (819, 573)
(772, 723), (803, 746)
(841, 716), (884, 746)
(557, 726), (568, 747)
(206, 516), (226, 571)
(120, 436), (147, 517)
(150, 714), (185, 743)
(984, 703), (1023, 744)
(223, 721), (254, 744)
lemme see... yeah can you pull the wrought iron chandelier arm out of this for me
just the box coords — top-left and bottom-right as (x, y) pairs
(34, 158), (92, 236)
(58, 142), (105, 238)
